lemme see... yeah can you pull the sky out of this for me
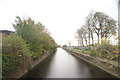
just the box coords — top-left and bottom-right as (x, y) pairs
(0, 0), (118, 46)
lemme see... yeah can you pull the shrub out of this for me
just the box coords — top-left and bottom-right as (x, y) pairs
(2, 34), (31, 77)
(13, 17), (57, 55)
(92, 39), (118, 60)
(2, 34), (31, 56)
(2, 54), (22, 77)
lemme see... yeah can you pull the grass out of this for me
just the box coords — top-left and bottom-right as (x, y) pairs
(65, 47), (96, 56)
(65, 46), (118, 60)
(66, 48), (82, 52)
(83, 50), (91, 54)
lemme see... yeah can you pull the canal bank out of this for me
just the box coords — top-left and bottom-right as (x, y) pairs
(63, 48), (120, 79)
(20, 48), (118, 78)
(8, 53), (53, 78)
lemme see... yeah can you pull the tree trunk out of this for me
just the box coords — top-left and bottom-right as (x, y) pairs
(85, 37), (87, 46)
(97, 33), (100, 44)
(78, 42), (79, 46)
(88, 33), (90, 46)
(105, 37), (108, 41)
(91, 33), (94, 46)
(80, 41), (82, 46)
(81, 39), (84, 46)
(92, 37), (94, 46)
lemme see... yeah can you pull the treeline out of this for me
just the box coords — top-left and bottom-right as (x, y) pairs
(2, 16), (57, 77)
(75, 11), (119, 60)
(76, 11), (117, 46)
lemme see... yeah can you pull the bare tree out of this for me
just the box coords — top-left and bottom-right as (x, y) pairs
(92, 12), (106, 43)
(76, 26), (87, 46)
(77, 28), (84, 46)
(93, 12), (117, 43)
(76, 11), (117, 46)
(85, 12), (95, 46)
(103, 18), (117, 41)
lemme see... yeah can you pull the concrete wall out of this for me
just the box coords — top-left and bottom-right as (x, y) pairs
(64, 48), (120, 79)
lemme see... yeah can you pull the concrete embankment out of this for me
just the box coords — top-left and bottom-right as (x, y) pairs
(8, 54), (50, 78)
(63, 48), (120, 79)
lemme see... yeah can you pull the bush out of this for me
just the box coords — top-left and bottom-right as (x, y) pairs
(31, 52), (40, 60)
(2, 17), (57, 78)
(63, 45), (67, 47)
(2, 54), (22, 77)
(2, 34), (31, 77)
(2, 34), (31, 56)
(13, 17), (57, 55)
(92, 39), (118, 60)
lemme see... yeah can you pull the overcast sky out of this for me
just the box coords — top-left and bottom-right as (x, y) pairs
(0, 0), (118, 46)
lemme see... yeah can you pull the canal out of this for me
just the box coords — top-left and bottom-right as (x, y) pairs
(22, 48), (116, 78)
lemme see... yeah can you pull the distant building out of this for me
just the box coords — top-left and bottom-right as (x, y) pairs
(0, 30), (14, 36)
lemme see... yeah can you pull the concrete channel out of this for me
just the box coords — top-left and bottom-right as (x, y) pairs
(19, 48), (120, 79)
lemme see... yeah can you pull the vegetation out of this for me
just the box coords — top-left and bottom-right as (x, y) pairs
(13, 16), (57, 54)
(63, 45), (67, 47)
(75, 11), (118, 60)
(2, 17), (57, 78)
(92, 39), (119, 60)
(76, 11), (117, 46)
(2, 34), (31, 77)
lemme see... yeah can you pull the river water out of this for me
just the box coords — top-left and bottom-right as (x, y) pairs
(22, 48), (116, 78)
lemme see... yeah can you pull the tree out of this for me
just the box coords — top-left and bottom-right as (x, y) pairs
(13, 16), (57, 54)
(85, 12), (95, 46)
(76, 27), (87, 46)
(77, 28), (84, 46)
(92, 12), (107, 44)
(91, 12), (117, 44)
(68, 41), (72, 46)
(82, 26), (88, 46)
(103, 18), (117, 41)
(77, 11), (117, 46)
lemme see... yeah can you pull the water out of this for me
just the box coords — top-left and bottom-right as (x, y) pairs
(22, 48), (116, 78)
